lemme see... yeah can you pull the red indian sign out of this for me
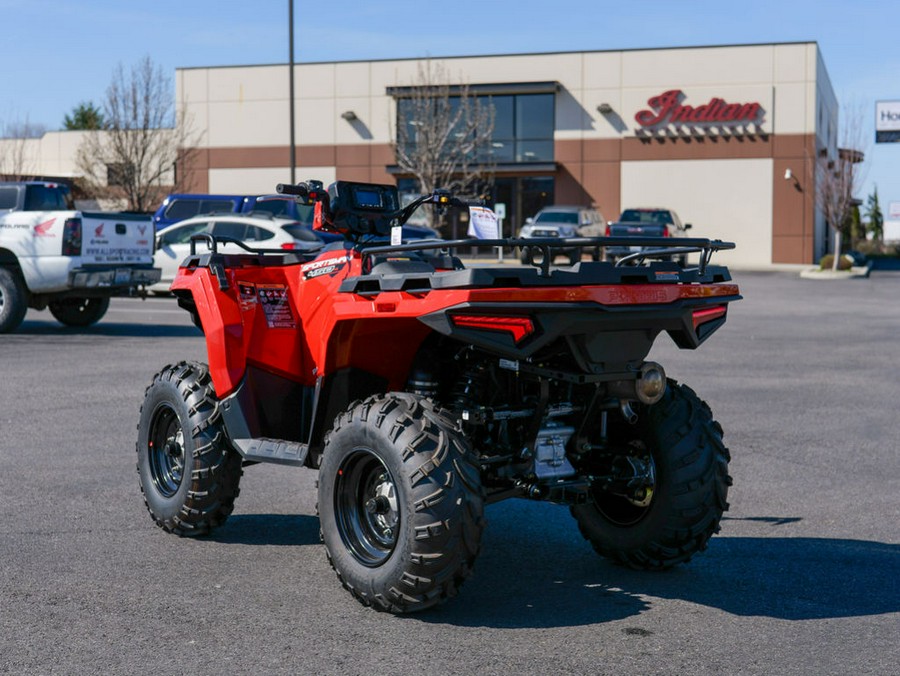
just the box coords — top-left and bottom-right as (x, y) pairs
(635, 89), (762, 127)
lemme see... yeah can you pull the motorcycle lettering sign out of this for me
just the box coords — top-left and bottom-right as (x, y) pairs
(635, 89), (763, 129)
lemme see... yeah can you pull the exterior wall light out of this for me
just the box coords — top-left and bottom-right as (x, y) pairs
(341, 111), (358, 121)
(597, 103), (613, 114)
(784, 168), (801, 190)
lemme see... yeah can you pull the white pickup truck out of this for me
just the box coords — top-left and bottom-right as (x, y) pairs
(0, 181), (161, 332)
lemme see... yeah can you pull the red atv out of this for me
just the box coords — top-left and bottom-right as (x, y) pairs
(136, 180), (740, 613)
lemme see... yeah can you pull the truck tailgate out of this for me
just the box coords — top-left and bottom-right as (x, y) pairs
(608, 223), (668, 238)
(81, 212), (154, 265)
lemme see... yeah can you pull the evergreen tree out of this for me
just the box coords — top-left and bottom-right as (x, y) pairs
(865, 187), (883, 242)
(63, 101), (105, 130)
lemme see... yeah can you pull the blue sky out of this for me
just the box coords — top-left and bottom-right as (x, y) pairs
(1, 0), (897, 207)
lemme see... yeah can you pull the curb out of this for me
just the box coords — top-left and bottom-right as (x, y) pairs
(798, 266), (871, 280)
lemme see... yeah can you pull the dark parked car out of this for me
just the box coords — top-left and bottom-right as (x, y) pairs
(153, 194), (245, 230)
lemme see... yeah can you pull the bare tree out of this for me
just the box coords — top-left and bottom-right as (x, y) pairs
(75, 55), (200, 212)
(816, 104), (867, 270)
(393, 61), (495, 233)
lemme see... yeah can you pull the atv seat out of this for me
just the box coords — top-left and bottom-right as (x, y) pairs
(369, 259), (436, 276)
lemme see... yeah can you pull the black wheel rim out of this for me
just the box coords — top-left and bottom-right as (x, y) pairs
(334, 449), (399, 567)
(147, 404), (186, 498)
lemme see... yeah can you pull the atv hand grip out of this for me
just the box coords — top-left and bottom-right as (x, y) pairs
(276, 183), (310, 197)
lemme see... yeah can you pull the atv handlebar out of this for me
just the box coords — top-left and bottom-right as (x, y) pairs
(275, 180), (479, 230)
(275, 183), (308, 197)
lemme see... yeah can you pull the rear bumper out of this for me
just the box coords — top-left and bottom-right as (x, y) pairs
(68, 266), (162, 290)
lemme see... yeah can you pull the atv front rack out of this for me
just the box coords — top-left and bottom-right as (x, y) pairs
(361, 236), (735, 278)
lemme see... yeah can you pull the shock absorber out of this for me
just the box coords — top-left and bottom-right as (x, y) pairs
(406, 364), (439, 398)
(450, 359), (490, 412)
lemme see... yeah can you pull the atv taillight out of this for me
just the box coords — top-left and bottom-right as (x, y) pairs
(281, 242), (296, 250)
(692, 305), (727, 330)
(450, 315), (535, 343)
(62, 217), (82, 256)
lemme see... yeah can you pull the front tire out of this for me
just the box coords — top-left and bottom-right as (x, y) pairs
(0, 267), (28, 333)
(136, 361), (243, 536)
(571, 381), (731, 569)
(317, 393), (485, 613)
(48, 296), (110, 327)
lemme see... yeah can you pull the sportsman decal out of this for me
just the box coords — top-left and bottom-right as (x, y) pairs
(301, 255), (350, 280)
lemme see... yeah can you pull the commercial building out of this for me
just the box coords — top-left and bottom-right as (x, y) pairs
(175, 41), (840, 268)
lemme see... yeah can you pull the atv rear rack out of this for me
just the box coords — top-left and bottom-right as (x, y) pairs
(361, 236), (735, 278)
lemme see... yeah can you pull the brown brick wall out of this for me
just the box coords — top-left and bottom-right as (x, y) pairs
(184, 133), (818, 264)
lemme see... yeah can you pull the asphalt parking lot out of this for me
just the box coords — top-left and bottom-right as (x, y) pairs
(1, 269), (898, 675)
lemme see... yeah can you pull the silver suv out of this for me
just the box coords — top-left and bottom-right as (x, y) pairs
(518, 205), (606, 264)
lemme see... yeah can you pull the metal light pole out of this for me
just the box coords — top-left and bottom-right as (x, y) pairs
(288, 0), (296, 184)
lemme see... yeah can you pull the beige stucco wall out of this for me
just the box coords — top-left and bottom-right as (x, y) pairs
(178, 42), (821, 151)
(621, 158), (774, 268)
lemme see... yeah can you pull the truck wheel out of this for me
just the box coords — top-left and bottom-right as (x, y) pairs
(48, 297), (110, 327)
(571, 381), (731, 569)
(317, 393), (485, 613)
(0, 267), (28, 333)
(136, 361), (242, 536)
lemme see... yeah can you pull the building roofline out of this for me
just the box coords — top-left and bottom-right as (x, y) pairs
(176, 40), (819, 72)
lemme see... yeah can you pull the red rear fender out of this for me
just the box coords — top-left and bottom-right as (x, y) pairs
(172, 268), (247, 397)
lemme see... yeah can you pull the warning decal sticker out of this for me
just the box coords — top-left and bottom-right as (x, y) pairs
(238, 282), (257, 312)
(256, 284), (296, 328)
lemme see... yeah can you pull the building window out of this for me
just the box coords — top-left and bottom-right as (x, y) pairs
(396, 92), (555, 165)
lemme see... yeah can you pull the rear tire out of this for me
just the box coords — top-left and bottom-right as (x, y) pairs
(48, 296), (110, 327)
(0, 267), (28, 333)
(317, 393), (485, 613)
(571, 381), (731, 569)
(136, 361), (243, 536)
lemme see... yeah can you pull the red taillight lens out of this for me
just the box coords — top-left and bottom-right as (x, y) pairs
(62, 217), (82, 256)
(450, 315), (535, 343)
(662, 227), (670, 237)
(605, 225), (611, 236)
(281, 242), (296, 250)
(692, 305), (727, 330)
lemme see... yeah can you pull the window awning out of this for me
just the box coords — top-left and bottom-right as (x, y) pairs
(386, 161), (558, 176)
(386, 81), (560, 98)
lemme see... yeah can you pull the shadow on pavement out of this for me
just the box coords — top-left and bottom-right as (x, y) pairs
(198, 500), (898, 628)
(210, 513), (320, 547)
(415, 501), (899, 628)
(13, 320), (201, 338)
